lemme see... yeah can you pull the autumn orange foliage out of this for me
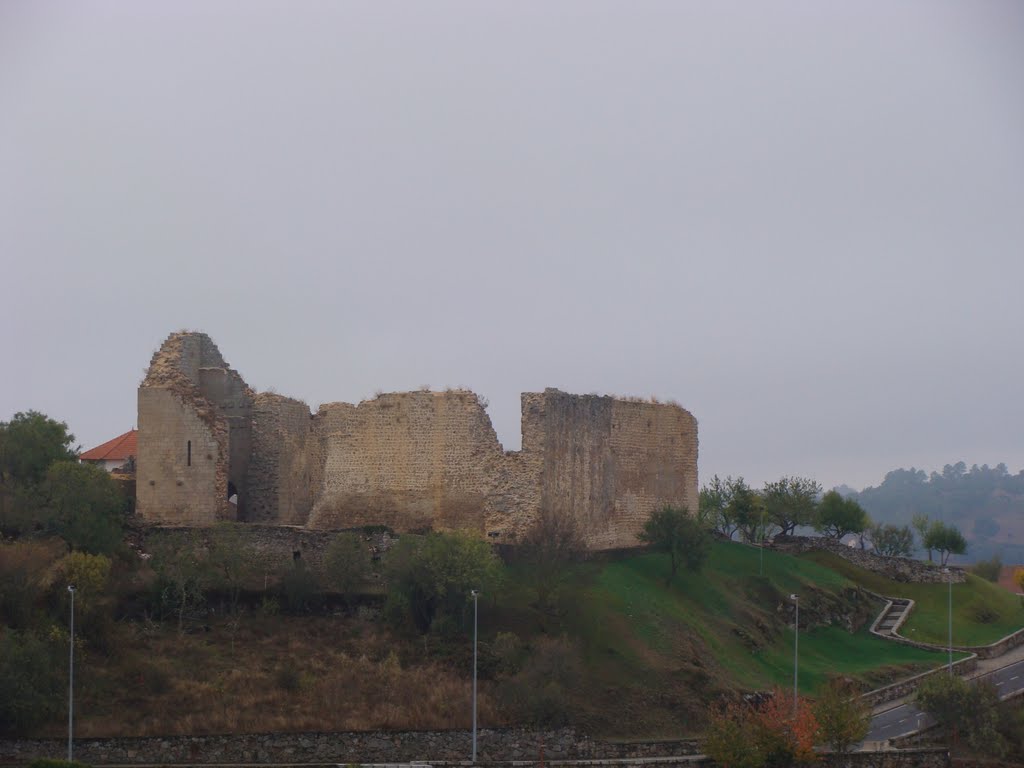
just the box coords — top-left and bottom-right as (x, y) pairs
(704, 688), (820, 768)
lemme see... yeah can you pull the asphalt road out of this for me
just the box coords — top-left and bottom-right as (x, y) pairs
(866, 658), (1024, 743)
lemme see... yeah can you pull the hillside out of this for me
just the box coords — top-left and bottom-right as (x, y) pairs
(843, 463), (1024, 564)
(11, 538), (1017, 741)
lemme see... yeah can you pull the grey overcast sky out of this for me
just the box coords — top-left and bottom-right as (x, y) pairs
(1, 1), (1022, 491)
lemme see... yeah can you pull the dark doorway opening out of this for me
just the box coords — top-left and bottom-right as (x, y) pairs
(227, 480), (238, 506)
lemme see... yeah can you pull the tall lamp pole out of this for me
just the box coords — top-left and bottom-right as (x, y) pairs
(942, 568), (952, 675)
(67, 584), (76, 762)
(790, 594), (799, 714)
(471, 589), (479, 764)
(759, 506), (764, 577)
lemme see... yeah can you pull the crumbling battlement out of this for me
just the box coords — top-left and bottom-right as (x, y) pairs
(137, 332), (699, 550)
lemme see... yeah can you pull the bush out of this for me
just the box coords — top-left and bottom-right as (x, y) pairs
(27, 760), (92, 768)
(0, 630), (63, 734)
(972, 555), (1002, 583)
(0, 540), (60, 630)
(279, 562), (319, 614)
(495, 635), (581, 726)
(275, 661), (302, 692)
(323, 532), (372, 606)
(916, 673), (1008, 756)
(384, 532), (501, 633)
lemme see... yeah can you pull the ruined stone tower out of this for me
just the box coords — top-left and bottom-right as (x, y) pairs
(136, 331), (699, 550)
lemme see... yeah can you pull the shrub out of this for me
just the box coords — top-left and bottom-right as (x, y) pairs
(279, 562), (319, 614)
(275, 661), (302, 692)
(971, 555), (1002, 583)
(917, 674), (1008, 756)
(638, 506), (711, 584)
(324, 532), (372, 606)
(704, 691), (819, 768)
(495, 635), (582, 726)
(0, 630), (63, 734)
(384, 532), (501, 633)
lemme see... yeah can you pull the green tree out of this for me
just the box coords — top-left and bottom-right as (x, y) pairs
(924, 521), (968, 565)
(763, 477), (822, 537)
(813, 678), (870, 753)
(638, 506), (711, 585)
(916, 673), (1007, 756)
(40, 462), (126, 554)
(699, 475), (730, 533)
(384, 531), (501, 633)
(323, 532), (372, 608)
(58, 550), (113, 646)
(869, 523), (914, 557)
(726, 477), (763, 543)
(912, 513), (934, 561)
(815, 490), (869, 540)
(149, 530), (210, 633)
(0, 411), (76, 488)
(0, 411), (76, 534)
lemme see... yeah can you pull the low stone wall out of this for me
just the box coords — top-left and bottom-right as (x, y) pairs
(861, 656), (978, 708)
(819, 750), (949, 768)
(141, 524), (396, 575)
(0, 729), (702, 766)
(961, 626), (1024, 660)
(772, 537), (965, 584)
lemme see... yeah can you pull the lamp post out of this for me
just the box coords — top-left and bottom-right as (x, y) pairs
(471, 589), (479, 764)
(790, 594), (799, 714)
(942, 567), (952, 675)
(67, 584), (76, 762)
(759, 505), (764, 577)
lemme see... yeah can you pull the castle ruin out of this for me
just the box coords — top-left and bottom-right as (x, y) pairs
(136, 332), (698, 550)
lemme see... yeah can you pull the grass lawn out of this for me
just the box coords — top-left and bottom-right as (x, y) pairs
(800, 551), (1024, 646)
(559, 541), (953, 696)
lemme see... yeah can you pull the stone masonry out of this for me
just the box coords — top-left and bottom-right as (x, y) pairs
(136, 332), (699, 549)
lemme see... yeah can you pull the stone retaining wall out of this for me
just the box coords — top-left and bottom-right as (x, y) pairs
(861, 657), (978, 707)
(0, 729), (702, 766)
(772, 538), (965, 584)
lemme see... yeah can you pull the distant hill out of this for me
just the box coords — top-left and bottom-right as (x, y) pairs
(839, 462), (1024, 564)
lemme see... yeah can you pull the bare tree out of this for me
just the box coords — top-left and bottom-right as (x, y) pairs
(518, 508), (587, 612)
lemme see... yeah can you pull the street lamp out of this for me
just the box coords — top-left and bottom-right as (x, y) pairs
(790, 594), (799, 714)
(67, 584), (76, 762)
(759, 506), (764, 577)
(470, 589), (479, 764)
(942, 568), (952, 675)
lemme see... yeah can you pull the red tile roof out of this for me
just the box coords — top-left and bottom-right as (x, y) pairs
(79, 430), (137, 462)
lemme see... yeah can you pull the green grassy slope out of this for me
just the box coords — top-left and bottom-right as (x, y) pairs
(800, 551), (1024, 646)
(490, 541), (960, 735)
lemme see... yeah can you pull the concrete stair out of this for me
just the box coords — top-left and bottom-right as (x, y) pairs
(875, 598), (912, 635)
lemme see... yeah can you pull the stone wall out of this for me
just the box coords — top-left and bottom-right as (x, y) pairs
(860, 657), (978, 707)
(136, 333), (699, 551)
(246, 393), (317, 525)
(0, 728), (701, 765)
(308, 391), (502, 534)
(0, 732), (950, 767)
(136, 333), (247, 525)
(772, 537), (967, 584)
(136, 387), (226, 525)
